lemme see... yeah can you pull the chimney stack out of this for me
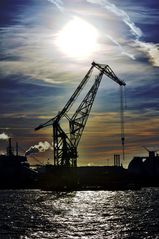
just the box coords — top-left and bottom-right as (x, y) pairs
(7, 138), (13, 156)
(16, 142), (18, 156)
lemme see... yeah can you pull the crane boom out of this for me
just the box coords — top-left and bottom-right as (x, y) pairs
(70, 71), (104, 148)
(35, 62), (126, 167)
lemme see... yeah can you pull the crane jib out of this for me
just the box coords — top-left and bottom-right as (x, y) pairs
(91, 62), (126, 86)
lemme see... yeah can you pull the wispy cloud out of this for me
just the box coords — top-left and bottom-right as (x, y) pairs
(0, 24), (81, 85)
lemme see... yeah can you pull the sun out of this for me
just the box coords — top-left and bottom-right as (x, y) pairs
(55, 17), (98, 58)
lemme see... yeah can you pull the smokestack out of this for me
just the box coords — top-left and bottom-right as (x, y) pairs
(7, 138), (13, 156)
(16, 142), (18, 156)
(114, 154), (120, 166)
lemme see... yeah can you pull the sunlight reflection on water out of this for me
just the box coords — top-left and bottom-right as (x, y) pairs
(0, 188), (159, 238)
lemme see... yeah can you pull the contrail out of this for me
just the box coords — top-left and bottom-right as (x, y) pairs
(103, 1), (142, 39)
(85, 0), (137, 59)
(86, 0), (142, 38)
(47, 0), (64, 11)
(0, 133), (9, 140)
(25, 141), (53, 156)
(106, 34), (135, 60)
(86, 0), (159, 66)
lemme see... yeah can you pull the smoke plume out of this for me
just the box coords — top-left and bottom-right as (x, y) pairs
(0, 133), (9, 140)
(25, 141), (53, 156)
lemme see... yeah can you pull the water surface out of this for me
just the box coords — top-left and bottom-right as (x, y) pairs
(0, 188), (159, 238)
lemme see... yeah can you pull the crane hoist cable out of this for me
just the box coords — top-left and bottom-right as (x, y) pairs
(120, 85), (125, 163)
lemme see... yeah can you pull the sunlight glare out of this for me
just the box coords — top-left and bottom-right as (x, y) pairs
(55, 17), (98, 58)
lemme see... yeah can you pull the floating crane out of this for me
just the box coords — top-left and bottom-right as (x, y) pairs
(35, 62), (126, 167)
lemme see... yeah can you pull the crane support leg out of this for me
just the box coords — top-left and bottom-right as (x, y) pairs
(53, 121), (77, 166)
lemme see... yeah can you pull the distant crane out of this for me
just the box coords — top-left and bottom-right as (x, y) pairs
(35, 62), (126, 167)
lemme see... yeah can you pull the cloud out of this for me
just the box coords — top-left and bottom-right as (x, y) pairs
(0, 24), (82, 85)
(0, 133), (9, 140)
(78, 110), (159, 166)
(25, 141), (53, 156)
(135, 41), (159, 67)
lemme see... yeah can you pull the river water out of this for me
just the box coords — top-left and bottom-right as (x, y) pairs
(0, 188), (159, 238)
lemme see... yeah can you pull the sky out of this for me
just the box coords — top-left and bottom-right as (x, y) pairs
(0, 0), (159, 167)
